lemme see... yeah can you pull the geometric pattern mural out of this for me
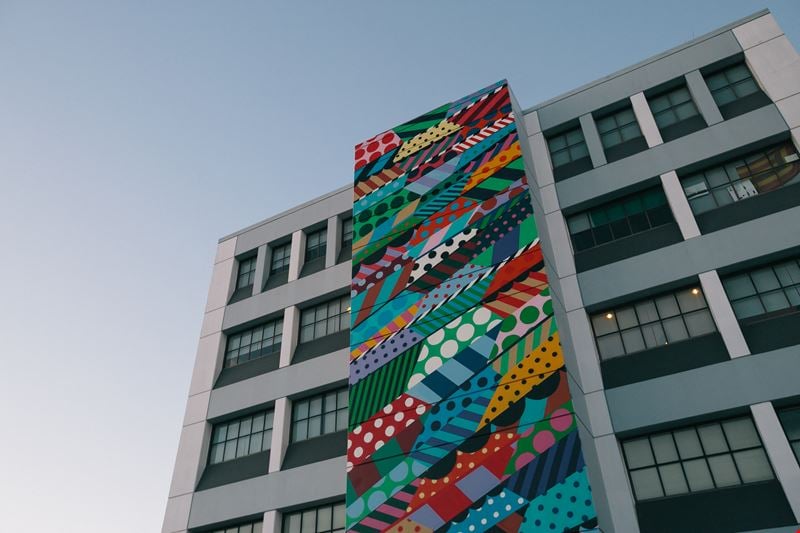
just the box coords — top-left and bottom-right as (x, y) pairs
(348, 81), (598, 532)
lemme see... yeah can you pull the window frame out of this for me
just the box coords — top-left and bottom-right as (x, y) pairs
(210, 521), (263, 533)
(224, 318), (284, 368)
(777, 405), (800, 463)
(281, 501), (346, 533)
(208, 409), (274, 465)
(705, 62), (762, 109)
(290, 388), (349, 443)
(595, 106), (643, 150)
(622, 415), (774, 502)
(270, 242), (292, 275)
(305, 228), (327, 263)
(591, 285), (716, 360)
(566, 187), (673, 252)
(547, 126), (590, 169)
(236, 255), (257, 290)
(722, 256), (800, 321)
(341, 217), (353, 250)
(299, 295), (350, 343)
(648, 85), (701, 131)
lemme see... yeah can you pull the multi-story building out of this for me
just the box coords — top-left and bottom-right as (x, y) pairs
(163, 9), (800, 533)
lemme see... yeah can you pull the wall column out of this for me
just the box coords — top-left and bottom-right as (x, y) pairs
(751, 402), (800, 521)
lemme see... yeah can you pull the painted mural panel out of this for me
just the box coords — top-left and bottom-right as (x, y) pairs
(348, 81), (597, 532)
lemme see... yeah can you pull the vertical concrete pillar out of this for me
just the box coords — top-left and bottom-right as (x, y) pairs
(685, 70), (724, 126)
(698, 270), (750, 358)
(262, 510), (281, 533)
(269, 397), (292, 473)
(280, 306), (300, 368)
(630, 92), (663, 148)
(751, 402), (800, 520)
(252, 243), (268, 296)
(579, 113), (607, 168)
(325, 215), (339, 269)
(659, 171), (700, 239)
(288, 229), (305, 282)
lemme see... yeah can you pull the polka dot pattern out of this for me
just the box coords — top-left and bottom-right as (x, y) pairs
(521, 469), (595, 532)
(355, 130), (401, 171)
(394, 120), (461, 163)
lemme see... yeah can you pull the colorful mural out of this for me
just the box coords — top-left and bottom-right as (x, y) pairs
(347, 81), (597, 533)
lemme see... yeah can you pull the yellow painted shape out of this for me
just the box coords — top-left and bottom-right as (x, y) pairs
(394, 120), (461, 162)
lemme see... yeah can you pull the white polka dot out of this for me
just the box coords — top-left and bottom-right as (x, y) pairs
(424, 356), (443, 374)
(346, 461), (353, 473)
(517, 497), (524, 504)
(347, 439), (352, 449)
(383, 404), (393, 414)
(473, 307), (491, 325)
(405, 419), (414, 427)
(353, 425), (362, 435)
(488, 319), (502, 330)
(385, 426), (395, 437)
(480, 519), (487, 525)
(468, 526), (475, 532)
(457, 323), (475, 342)
(428, 328), (445, 345)
(445, 316), (462, 330)
(418, 346), (430, 360)
(416, 405), (426, 415)
(394, 412), (404, 422)
(505, 504), (512, 511)
(440, 340), (458, 358)
(353, 446), (364, 458)
(404, 397), (414, 408)
(487, 498), (494, 505)
(375, 440), (384, 450)
(375, 417), (383, 428)
(492, 512), (499, 518)
(364, 432), (374, 444)
(408, 373), (425, 388)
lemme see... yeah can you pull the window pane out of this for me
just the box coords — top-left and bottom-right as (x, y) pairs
(310, 397), (323, 416)
(570, 143), (589, 160)
(236, 437), (249, 458)
(250, 432), (263, 452)
(675, 101), (698, 121)
(683, 309), (716, 337)
(624, 438), (655, 468)
(676, 288), (706, 313)
(285, 514), (301, 533)
(651, 433), (679, 463)
(621, 328), (646, 354)
(724, 275), (757, 300)
(317, 506), (333, 531)
(295, 400), (309, 420)
(620, 123), (641, 142)
(698, 424), (728, 454)
(308, 416), (322, 438)
(674, 429), (703, 459)
(659, 463), (689, 496)
(293, 420), (308, 441)
(722, 418), (760, 450)
(640, 322), (667, 349)
(223, 442), (236, 461)
(752, 268), (781, 292)
(654, 295), (680, 318)
(683, 458), (714, 491)
(662, 316), (689, 343)
(733, 449), (773, 483)
(551, 150), (571, 167)
(779, 408), (800, 440)
(776, 261), (800, 287)
(597, 333), (625, 359)
(333, 504), (346, 529)
(762, 290), (790, 313)
(630, 468), (664, 500)
(301, 510), (316, 533)
(634, 300), (660, 324)
(592, 313), (619, 336)
(210, 444), (225, 464)
(707, 454), (740, 487)
(615, 307), (639, 329)
(548, 135), (567, 152)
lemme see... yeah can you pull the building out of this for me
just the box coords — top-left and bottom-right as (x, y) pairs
(163, 9), (800, 533)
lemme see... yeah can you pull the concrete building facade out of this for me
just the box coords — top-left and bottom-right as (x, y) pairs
(164, 9), (800, 533)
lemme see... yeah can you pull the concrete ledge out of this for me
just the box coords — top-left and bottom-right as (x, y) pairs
(606, 344), (800, 434)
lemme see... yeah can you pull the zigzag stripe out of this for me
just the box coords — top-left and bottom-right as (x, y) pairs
(453, 117), (515, 153)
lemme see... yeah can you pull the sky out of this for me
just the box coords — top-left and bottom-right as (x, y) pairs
(0, 1), (797, 531)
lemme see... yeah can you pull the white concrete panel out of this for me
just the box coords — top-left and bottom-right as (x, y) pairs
(528, 133), (555, 187)
(280, 306), (300, 368)
(776, 92), (800, 129)
(161, 493), (192, 533)
(579, 113), (607, 168)
(583, 389), (614, 437)
(699, 270), (750, 358)
(253, 244), (268, 296)
(630, 92), (663, 148)
(288, 230), (304, 282)
(751, 402), (800, 521)
(262, 510), (280, 533)
(564, 308), (604, 394)
(199, 307), (224, 338)
(539, 183), (561, 215)
(326, 215), (339, 269)
(205, 257), (236, 313)
(523, 110), (542, 135)
(168, 421), (207, 498)
(188, 332), (224, 397)
(744, 35), (800, 102)
(558, 274), (584, 313)
(592, 434), (641, 533)
(269, 397), (291, 473)
(685, 69), (724, 126)
(544, 211), (576, 278)
(733, 13), (783, 50)
(214, 236), (237, 264)
(183, 390), (210, 427)
(659, 171), (700, 239)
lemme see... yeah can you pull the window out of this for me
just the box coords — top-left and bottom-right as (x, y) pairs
(282, 502), (345, 533)
(291, 388), (348, 442)
(705, 63), (762, 109)
(299, 295), (350, 343)
(722, 257), (800, 320)
(591, 286), (716, 359)
(596, 107), (643, 150)
(567, 188), (672, 252)
(209, 410), (274, 465)
(341, 218), (353, 250)
(777, 406), (800, 462)
(236, 256), (257, 290)
(271, 242), (291, 274)
(305, 228), (327, 262)
(622, 416), (773, 501)
(681, 142), (800, 215)
(648, 85), (700, 130)
(224, 319), (284, 368)
(547, 127), (590, 168)
(211, 522), (263, 533)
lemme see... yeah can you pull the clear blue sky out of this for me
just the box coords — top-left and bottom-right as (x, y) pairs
(0, 1), (797, 531)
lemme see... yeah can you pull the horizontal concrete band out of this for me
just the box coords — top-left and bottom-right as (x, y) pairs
(188, 456), (346, 529)
(578, 203), (800, 307)
(556, 104), (788, 210)
(606, 344), (800, 434)
(207, 348), (349, 419)
(223, 261), (350, 330)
